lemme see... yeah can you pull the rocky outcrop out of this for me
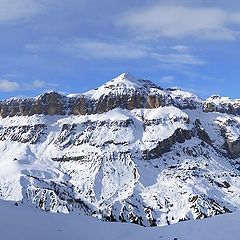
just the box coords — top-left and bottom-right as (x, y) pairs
(143, 128), (193, 160)
(213, 118), (240, 159)
(92, 92), (144, 113)
(0, 92), (171, 118)
(203, 95), (240, 115)
(224, 138), (240, 159)
(0, 124), (46, 144)
(71, 96), (91, 115)
(146, 93), (172, 108)
(0, 92), (68, 117)
(194, 119), (212, 145)
(142, 118), (214, 160)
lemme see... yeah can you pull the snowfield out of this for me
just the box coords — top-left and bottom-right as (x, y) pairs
(0, 200), (239, 240)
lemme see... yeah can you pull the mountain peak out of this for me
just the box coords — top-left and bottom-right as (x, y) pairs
(84, 73), (160, 100)
(111, 72), (141, 86)
(115, 72), (136, 81)
(111, 72), (160, 89)
(107, 72), (142, 88)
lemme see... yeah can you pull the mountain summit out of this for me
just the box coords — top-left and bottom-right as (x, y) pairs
(0, 73), (239, 227)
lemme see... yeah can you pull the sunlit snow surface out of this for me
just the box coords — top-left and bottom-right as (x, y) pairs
(0, 106), (239, 226)
(0, 200), (239, 240)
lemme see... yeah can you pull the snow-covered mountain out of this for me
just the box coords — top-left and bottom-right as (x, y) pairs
(0, 73), (239, 227)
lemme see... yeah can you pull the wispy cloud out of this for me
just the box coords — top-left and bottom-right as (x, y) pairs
(159, 75), (175, 84)
(25, 38), (205, 66)
(118, 5), (240, 40)
(151, 53), (205, 65)
(0, 0), (43, 24)
(0, 79), (56, 92)
(62, 39), (149, 59)
(170, 45), (191, 53)
(32, 80), (47, 88)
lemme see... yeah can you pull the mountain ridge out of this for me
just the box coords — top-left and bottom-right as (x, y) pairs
(1, 73), (239, 118)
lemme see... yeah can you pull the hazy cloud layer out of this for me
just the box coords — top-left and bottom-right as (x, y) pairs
(151, 53), (204, 65)
(170, 45), (191, 53)
(0, 0), (43, 24)
(25, 38), (205, 66)
(119, 5), (240, 40)
(159, 75), (175, 84)
(63, 40), (148, 59)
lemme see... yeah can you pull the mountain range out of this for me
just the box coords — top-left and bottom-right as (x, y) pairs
(0, 73), (239, 227)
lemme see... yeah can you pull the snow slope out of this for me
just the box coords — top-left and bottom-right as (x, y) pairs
(0, 200), (239, 240)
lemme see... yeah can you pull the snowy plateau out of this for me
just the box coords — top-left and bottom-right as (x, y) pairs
(0, 73), (240, 238)
(0, 199), (239, 240)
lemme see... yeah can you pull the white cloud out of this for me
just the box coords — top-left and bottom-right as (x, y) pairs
(231, 13), (240, 23)
(62, 39), (148, 59)
(151, 53), (205, 65)
(160, 75), (175, 84)
(32, 80), (46, 88)
(118, 5), (240, 40)
(63, 39), (205, 65)
(171, 45), (191, 53)
(65, 39), (205, 65)
(0, 79), (54, 92)
(0, 80), (20, 92)
(0, 0), (44, 24)
(25, 38), (205, 65)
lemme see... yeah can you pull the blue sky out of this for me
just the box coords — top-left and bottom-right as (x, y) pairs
(0, 0), (240, 99)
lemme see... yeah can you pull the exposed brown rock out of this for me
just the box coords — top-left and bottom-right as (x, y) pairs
(224, 138), (240, 159)
(0, 92), (67, 117)
(146, 94), (172, 108)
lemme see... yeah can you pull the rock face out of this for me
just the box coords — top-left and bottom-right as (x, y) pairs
(203, 95), (240, 115)
(0, 92), (68, 117)
(0, 73), (239, 227)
